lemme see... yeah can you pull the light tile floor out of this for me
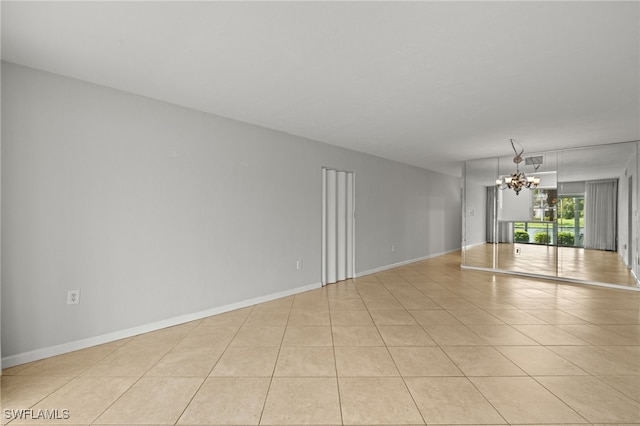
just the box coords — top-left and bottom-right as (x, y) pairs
(2, 251), (640, 425)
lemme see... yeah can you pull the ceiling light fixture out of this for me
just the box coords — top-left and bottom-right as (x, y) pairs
(496, 139), (540, 195)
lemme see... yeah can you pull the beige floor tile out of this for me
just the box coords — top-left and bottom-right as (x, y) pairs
(282, 325), (333, 346)
(260, 378), (341, 425)
(422, 325), (488, 346)
(448, 309), (505, 325)
(332, 325), (384, 346)
(467, 324), (539, 345)
(81, 345), (170, 377)
(549, 346), (640, 375)
(11, 345), (118, 377)
(485, 309), (550, 324)
(442, 346), (525, 376)
(599, 346), (640, 373)
(432, 297), (479, 310)
(11, 376), (135, 424)
(388, 346), (463, 377)
(377, 325), (436, 346)
(243, 310), (289, 327)
(329, 298), (367, 311)
(287, 310), (331, 325)
(597, 376), (640, 403)
(558, 324), (639, 345)
(175, 325), (239, 348)
(369, 309), (418, 325)
(339, 377), (423, 425)
(210, 346), (278, 377)
(334, 346), (399, 377)
(229, 326), (284, 346)
(470, 377), (586, 424)
(537, 376), (640, 423)
(523, 309), (589, 324)
(495, 346), (588, 376)
(274, 346), (336, 377)
(329, 310), (373, 325)
(95, 377), (203, 424)
(362, 297), (405, 310)
(405, 377), (506, 424)
(291, 296), (329, 311)
(396, 296), (441, 310)
(145, 346), (223, 377)
(0, 376), (73, 412)
(177, 377), (269, 425)
(512, 324), (589, 345)
(409, 310), (462, 325)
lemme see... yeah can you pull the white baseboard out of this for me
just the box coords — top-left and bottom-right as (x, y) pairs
(355, 248), (460, 278)
(2, 281), (322, 369)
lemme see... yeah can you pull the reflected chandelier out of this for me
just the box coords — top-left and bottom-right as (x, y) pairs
(495, 139), (540, 195)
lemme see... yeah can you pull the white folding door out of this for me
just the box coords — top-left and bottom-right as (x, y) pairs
(321, 168), (354, 285)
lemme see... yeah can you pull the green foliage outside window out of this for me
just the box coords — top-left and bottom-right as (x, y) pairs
(534, 232), (551, 244)
(557, 232), (575, 246)
(514, 230), (530, 243)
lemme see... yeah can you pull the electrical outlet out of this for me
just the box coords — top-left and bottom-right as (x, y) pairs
(296, 260), (302, 270)
(67, 290), (80, 305)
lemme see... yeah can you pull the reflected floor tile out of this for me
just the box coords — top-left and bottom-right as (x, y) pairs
(339, 377), (423, 425)
(536, 376), (640, 423)
(274, 346), (336, 377)
(549, 346), (640, 376)
(596, 376), (640, 403)
(495, 346), (588, 376)
(210, 346), (278, 377)
(485, 309), (549, 324)
(470, 377), (586, 424)
(442, 346), (525, 376)
(405, 377), (506, 425)
(422, 325), (488, 346)
(409, 310), (461, 325)
(95, 377), (203, 424)
(448, 309), (504, 325)
(467, 324), (539, 345)
(261, 378), (341, 425)
(511, 324), (589, 345)
(177, 377), (269, 425)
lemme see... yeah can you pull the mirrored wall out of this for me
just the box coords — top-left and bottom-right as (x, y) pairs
(462, 141), (640, 289)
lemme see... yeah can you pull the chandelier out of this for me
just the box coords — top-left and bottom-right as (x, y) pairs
(495, 139), (540, 195)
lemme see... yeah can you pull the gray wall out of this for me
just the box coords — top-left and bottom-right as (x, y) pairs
(1, 62), (461, 362)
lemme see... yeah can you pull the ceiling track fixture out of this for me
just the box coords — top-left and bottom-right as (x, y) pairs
(496, 139), (540, 195)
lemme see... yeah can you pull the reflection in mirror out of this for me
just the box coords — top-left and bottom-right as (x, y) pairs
(462, 141), (639, 289)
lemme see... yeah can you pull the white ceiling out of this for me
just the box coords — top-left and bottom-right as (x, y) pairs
(2, 1), (639, 176)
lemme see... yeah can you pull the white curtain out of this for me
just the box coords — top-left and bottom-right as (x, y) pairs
(584, 178), (618, 251)
(322, 168), (354, 285)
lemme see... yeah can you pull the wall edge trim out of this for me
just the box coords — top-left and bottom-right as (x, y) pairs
(1, 281), (322, 368)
